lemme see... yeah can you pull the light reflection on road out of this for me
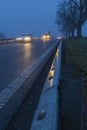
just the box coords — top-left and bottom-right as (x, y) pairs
(0, 40), (57, 92)
(42, 39), (50, 43)
(23, 43), (32, 60)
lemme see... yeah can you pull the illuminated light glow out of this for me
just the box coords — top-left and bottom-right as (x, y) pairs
(23, 36), (32, 42)
(16, 37), (22, 41)
(42, 39), (47, 42)
(42, 35), (47, 39)
(42, 33), (51, 41)
(57, 36), (62, 40)
(46, 35), (50, 39)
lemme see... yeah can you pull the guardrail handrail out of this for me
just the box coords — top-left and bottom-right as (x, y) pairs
(30, 40), (62, 130)
(53, 39), (62, 87)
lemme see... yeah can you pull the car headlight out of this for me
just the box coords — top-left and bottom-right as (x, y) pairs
(42, 35), (47, 39)
(24, 37), (32, 42)
(16, 37), (22, 41)
(46, 35), (50, 39)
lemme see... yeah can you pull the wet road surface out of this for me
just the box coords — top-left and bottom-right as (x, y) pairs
(0, 40), (56, 92)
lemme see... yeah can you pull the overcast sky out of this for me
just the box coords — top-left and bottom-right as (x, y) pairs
(0, 0), (59, 38)
(0, 0), (87, 38)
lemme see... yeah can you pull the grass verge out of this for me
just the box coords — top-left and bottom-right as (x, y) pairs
(64, 38), (87, 104)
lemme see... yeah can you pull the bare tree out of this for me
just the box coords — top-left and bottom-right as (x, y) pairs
(56, 0), (77, 38)
(56, 0), (87, 38)
(70, 0), (87, 37)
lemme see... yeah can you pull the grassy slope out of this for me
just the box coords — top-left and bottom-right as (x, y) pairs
(64, 38), (87, 102)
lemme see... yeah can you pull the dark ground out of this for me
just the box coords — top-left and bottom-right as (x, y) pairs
(60, 41), (83, 130)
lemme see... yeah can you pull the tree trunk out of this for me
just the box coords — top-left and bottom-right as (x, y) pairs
(71, 30), (74, 38)
(77, 0), (83, 38)
(77, 25), (82, 38)
(68, 32), (71, 38)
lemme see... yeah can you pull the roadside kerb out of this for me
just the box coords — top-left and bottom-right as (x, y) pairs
(0, 41), (59, 130)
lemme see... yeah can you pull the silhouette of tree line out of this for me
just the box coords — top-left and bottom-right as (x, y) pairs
(56, 0), (87, 38)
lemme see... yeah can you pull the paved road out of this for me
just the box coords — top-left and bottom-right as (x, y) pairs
(0, 40), (57, 92)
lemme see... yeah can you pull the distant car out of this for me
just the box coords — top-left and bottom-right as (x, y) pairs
(16, 34), (32, 43)
(22, 34), (32, 42)
(42, 33), (51, 40)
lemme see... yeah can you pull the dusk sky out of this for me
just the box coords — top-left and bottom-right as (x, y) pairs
(0, 0), (59, 38)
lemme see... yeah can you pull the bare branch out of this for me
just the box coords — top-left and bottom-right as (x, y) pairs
(71, 0), (80, 9)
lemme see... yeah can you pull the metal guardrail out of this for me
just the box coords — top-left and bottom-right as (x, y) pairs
(53, 40), (62, 87)
(30, 40), (62, 130)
